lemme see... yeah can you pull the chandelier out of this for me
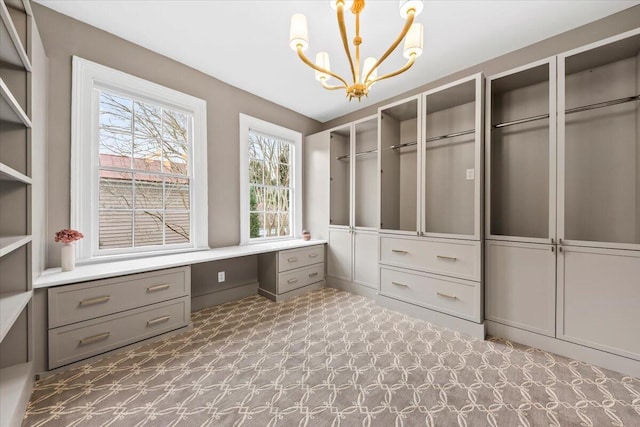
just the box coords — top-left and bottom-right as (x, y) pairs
(289, 0), (424, 101)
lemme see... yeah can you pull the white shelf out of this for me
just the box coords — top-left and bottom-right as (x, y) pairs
(0, 78), (31, 127)
(0, 235), (31, 258)
(0, 162), (31, 184)
(0, 0), (31, 70)
(0, 291), (32, 343)
(0, 362), (34, 427)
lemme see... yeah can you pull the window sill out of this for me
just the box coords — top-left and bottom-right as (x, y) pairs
(34, 239), (326, 289)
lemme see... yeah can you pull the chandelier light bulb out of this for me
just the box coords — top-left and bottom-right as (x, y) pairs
(362, 57), (378, 83)
(330, 0), (354, 11)
(315, 52), (331, 81)
(403, 23), (423, 59)
(289, 14), (309, 51)
(399, 0), (424, 18)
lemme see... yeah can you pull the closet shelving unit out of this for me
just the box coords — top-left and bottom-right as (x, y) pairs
(327, 116), (380, 293)
(0, 0), (36, 425)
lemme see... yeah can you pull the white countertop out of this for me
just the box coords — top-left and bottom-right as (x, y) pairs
(34, 239), (326, 288)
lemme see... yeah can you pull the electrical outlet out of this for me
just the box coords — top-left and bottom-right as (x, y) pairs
(466, 168), (475, 180)
(217, 271), (225, 283)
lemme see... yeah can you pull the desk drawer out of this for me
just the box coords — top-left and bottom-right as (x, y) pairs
(48, 297), (190, 369)
(278, 245), (324, 272)
(278, 263), (324, 294)
(380, 267), (480, 322)
(48, 267), (190, 328)
(380, 237), (480, 281)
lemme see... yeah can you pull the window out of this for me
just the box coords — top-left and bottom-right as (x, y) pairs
(239, 114), (302, 244)
(72, 57), (208, 261)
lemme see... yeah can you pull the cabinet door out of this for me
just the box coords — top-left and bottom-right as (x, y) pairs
(329, 126), (352, 227)
(557, 246), (640, 361)
(485, 240), (556, 336)
(327, 228), (352, 281)
(353, 231), (378, 289)
(303, 131), (330, 241)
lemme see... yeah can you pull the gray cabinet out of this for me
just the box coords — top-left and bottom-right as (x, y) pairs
(258, 244), (325, 301)
(47, 267), (191, 369)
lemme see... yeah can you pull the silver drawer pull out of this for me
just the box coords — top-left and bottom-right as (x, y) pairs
(79, 332), (110, 345)
(79, 296), (110, 307)
(288, 278), (298, 284)
(392, 249), (408, 254)
(437, 255), (458, 261)
(308, 272), (319, 277)
(147, 284), (170, 293)
(288, 257), (298, 263)
(392, 281), (407, 287)
(437, 292), (458, 300)
(147, 315), (171, 326)
(308, 253), (318, 258)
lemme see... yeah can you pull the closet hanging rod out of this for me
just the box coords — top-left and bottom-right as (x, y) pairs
(389, 141), (417, 150)
(492, 94), (640, 129)
(336, 148), (378, 160)
(425, 129), (475, 143)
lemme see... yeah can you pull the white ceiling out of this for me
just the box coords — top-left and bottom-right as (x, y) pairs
(35, 0), (639, 123)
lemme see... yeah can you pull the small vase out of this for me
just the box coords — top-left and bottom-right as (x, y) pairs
(61, 243), (75, 272)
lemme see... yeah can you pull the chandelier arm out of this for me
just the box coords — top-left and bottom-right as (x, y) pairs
(296, 46), (349, 88)
(354, 11), (361, 83)
(366, 54), (416, 87)
(336, 1), (357, 83)
(320, 80), (347, 90)
(363, 10), (415, 84)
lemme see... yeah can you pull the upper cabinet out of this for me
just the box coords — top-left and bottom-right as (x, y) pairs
(329, 124), (351, 228)
(486, 58), (557, 244)
(558, 28), (640, 250)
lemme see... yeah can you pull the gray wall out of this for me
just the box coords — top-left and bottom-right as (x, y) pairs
(32, 4), (323, 268)
(321, 5), (640, 130)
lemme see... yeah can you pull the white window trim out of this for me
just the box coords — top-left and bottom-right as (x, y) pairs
(239, 114), (302, 245)
(71, 56), (208, 262)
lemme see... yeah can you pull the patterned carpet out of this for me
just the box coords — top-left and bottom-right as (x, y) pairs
(24, 288), (640, 426)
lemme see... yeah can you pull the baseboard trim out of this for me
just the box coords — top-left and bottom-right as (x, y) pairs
(486, 320), (640, 378)
(377, 294), (486, 339)
(326, 276), (379, 299)
(258, 280), (326, 302)
(191, 282), (259, 311)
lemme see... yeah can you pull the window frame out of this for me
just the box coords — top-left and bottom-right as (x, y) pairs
(71, 56), (208, 262)
(239, 114), (302, 245)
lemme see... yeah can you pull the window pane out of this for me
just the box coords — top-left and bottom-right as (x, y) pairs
(162, 139), (188, 175)
(278, 189), (290, 213)
(99, 211), (132, 249)
(278, 213), (290, 236)
(249, 134), (264, 160)
(99, 130), (132, 167)
(278, 162), (290, 187)
(166, 178), (190, 210)
(249, 211), (262, 238)
(100, 171), (132, 209)
(99, 92), (132, 132)
(134, 101), (161, 138)
(265, 212), (278, 237)
(278, 142), (290, 164)
(252, 186), (265, 211)
(249, 159), (263, 184)
(165, 212), (190, 244)
(264, 188), (278, 212)
(134, 173), (163, 209)
(134, 211), (164, 247)
(133, 135), (162, 172)
(163, 110), (188, 143)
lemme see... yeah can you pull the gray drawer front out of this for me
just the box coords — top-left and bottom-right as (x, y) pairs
(278, 245), (324, 272)
(278, 263), (324, 294)
(48, 267), (190, 328)
(49, 297), (190, 369)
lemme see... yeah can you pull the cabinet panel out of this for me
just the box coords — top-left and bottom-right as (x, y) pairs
(557, 246), (640, 361)
(354, 119), (378, 229)
(278, 245), (324, 273)
(329, 126), (351, 227)
(380, 236), (481, 281)
(278, 263), (324, 294)
(327, 228), (352, 281)
(485, 241), (556, 336)
(353, 231), (378, 289)
(380, 266), (480, 322)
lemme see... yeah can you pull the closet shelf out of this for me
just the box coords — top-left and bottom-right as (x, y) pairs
(0, 162), (31, 184)
(336, 148), (378, 160)
(0, 78), (32, 126)
(492, 94), (640, 129)
(0, 1), (31, 71)
(0, 235), (31, 258)
(0, 291), (32, 343)
(0, 361), (33, 427)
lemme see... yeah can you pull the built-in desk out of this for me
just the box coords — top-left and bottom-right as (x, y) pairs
(35, 240), (325, 369)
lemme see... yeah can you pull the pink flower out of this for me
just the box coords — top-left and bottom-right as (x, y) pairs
(54, 229), (84, 244)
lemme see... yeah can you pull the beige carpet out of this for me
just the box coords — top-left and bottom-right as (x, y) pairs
(24, 288), (640, 426)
